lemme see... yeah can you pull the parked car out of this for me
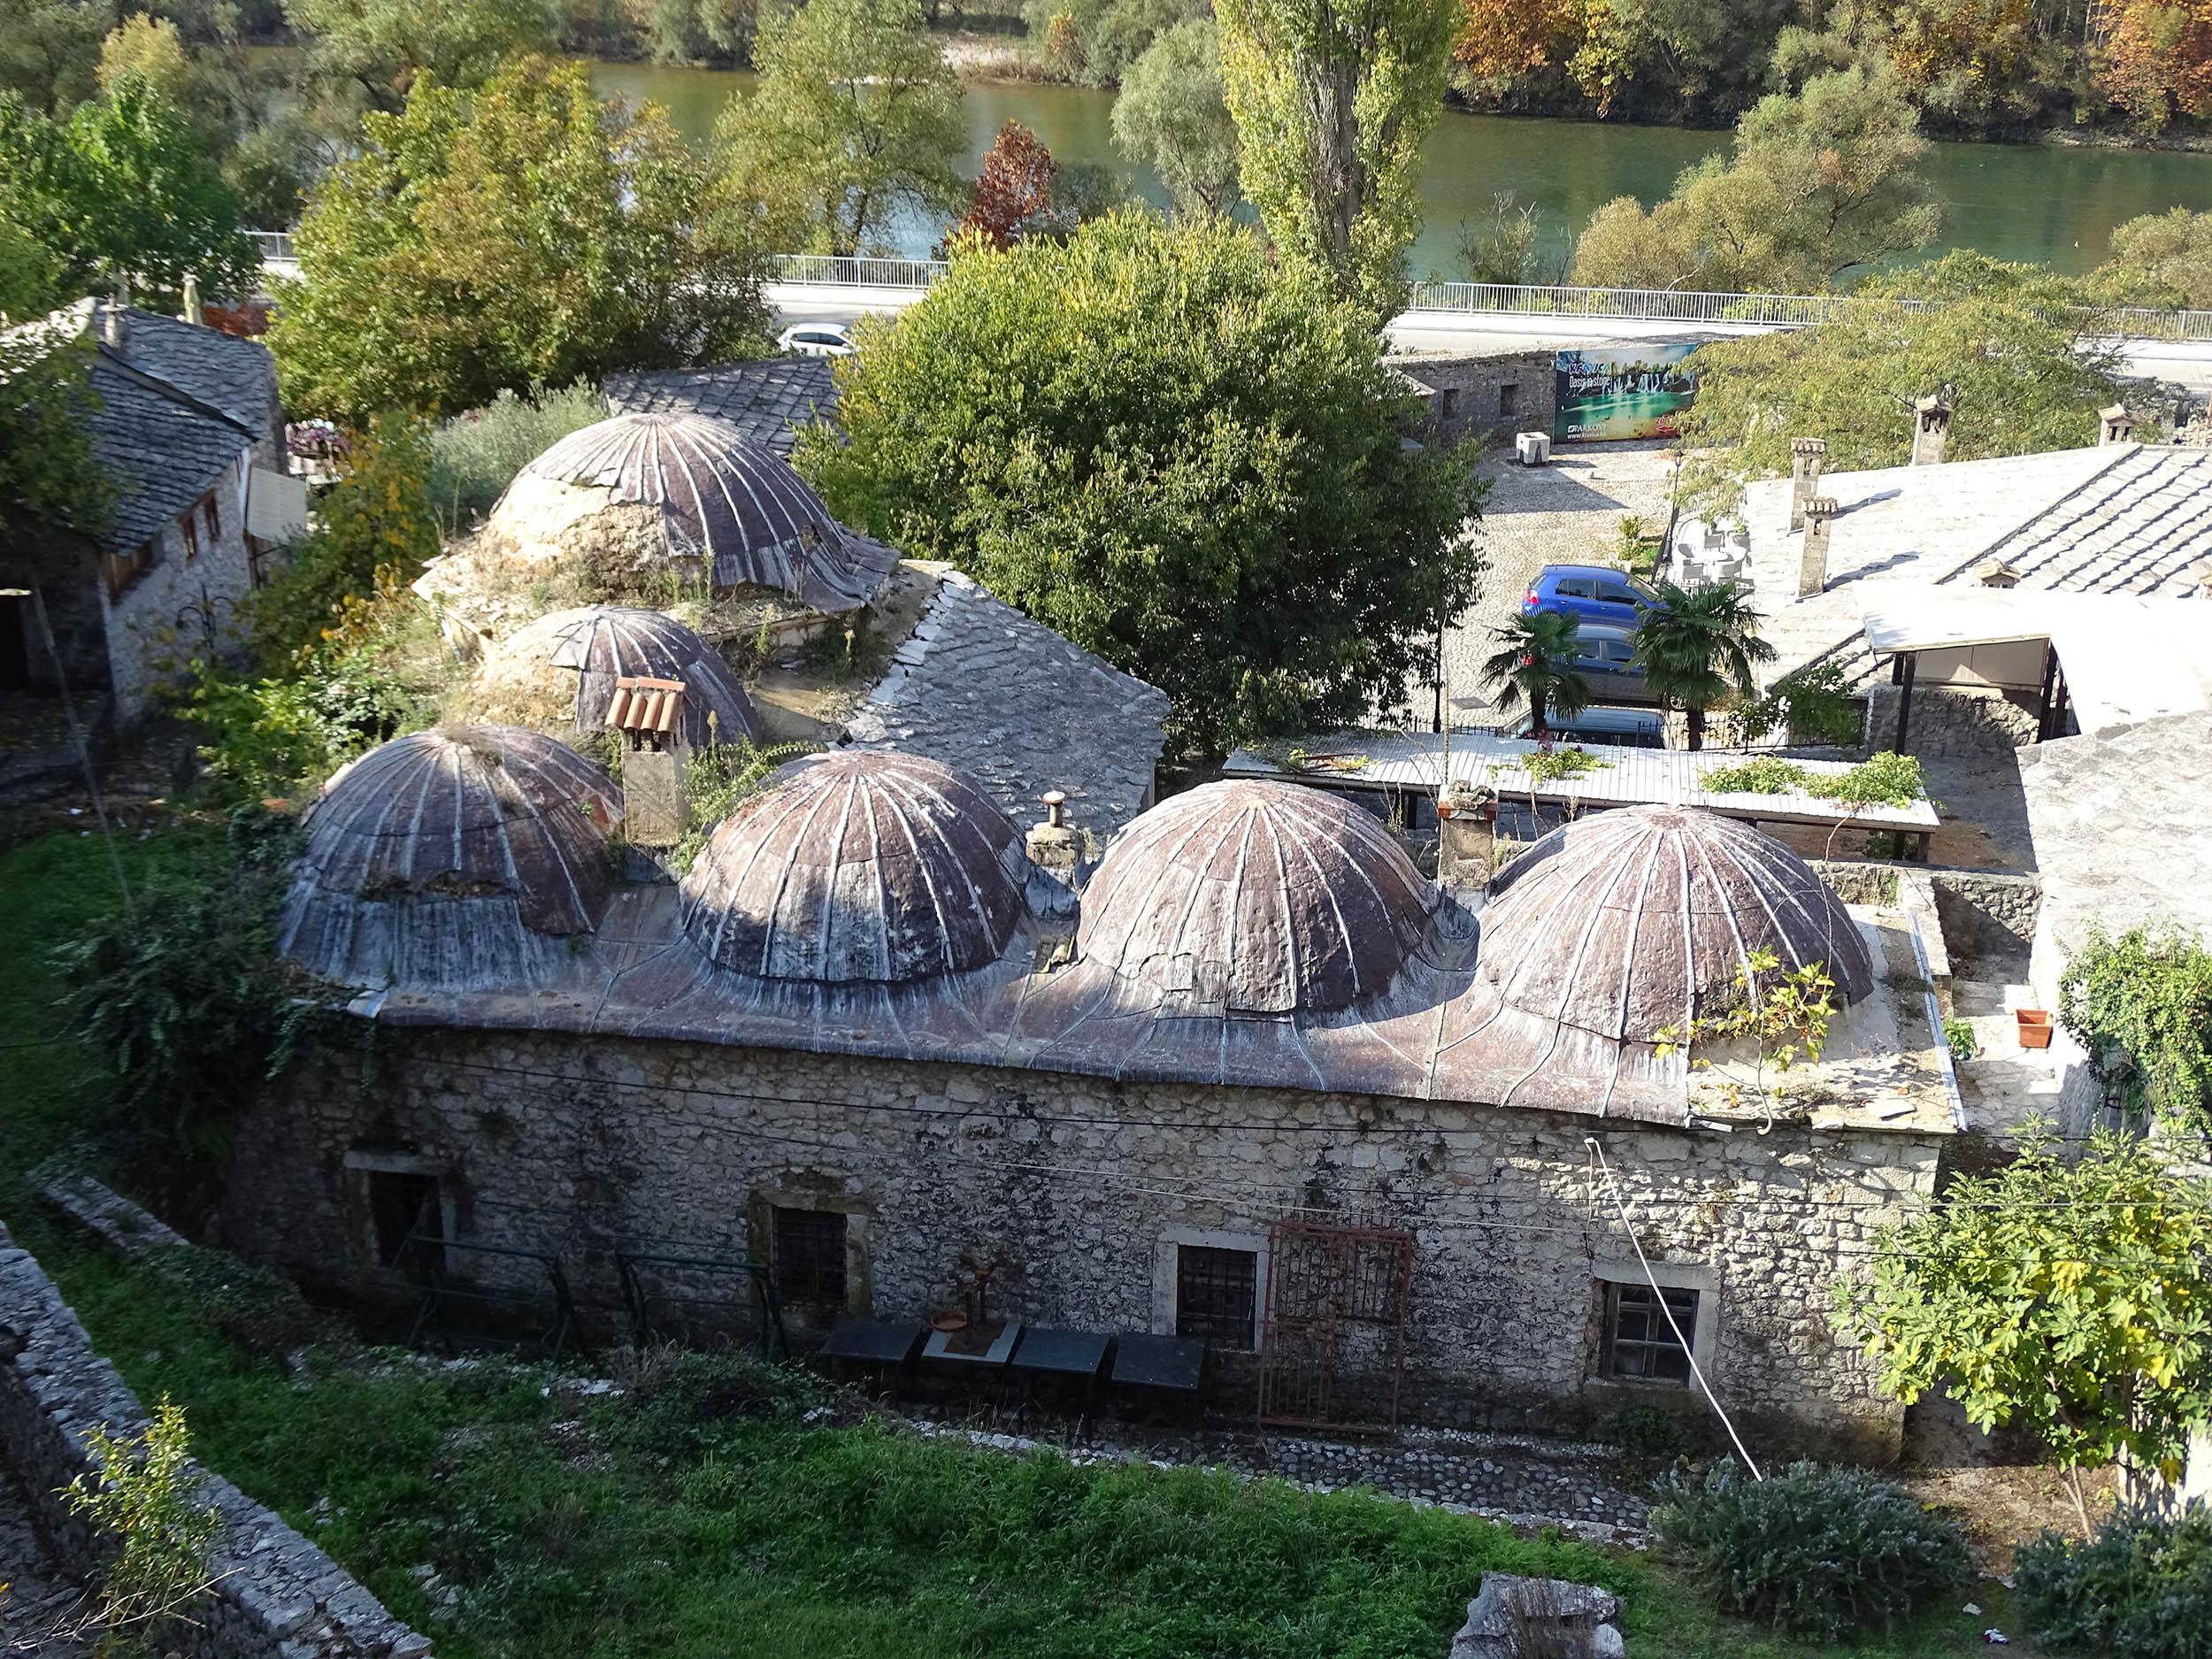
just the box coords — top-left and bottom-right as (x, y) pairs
(1522, 564), (1660, 631)
(1511, 705), (1665, 748)
(1563, 623), (1651, 697)
(778, 321), (855, 357)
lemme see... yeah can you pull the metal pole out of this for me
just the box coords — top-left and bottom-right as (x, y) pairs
(1893, 651), (1916, 754)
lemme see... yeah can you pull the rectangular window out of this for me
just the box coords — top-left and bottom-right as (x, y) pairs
(1440, 388), (1459, 420)
(102, 540), (157, 599)
(1175, 1244), (1257, 1349)
(367, 1170), (442, 1271)
(1499, 382), (1520, 417)
(772, 1206), (849, 1304)
(202, 495), (219, 541)
(180, 511), (200, 564)
(1604, 1281), (1699, 1382)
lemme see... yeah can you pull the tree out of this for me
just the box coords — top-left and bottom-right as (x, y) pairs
(1216, 0), (1461, 319)
(1112, 18), (1242, 219)
(710, 0), (964, 257)
(955, 121), (1061, 249)
(1836, 1130), (2212, 1525)
(1022, 0), (1190, 86)
(2058, 924), (2212, 1137)
(282, 0), (554, 119)
(1570, 66), (1940, 293)
(268, 55), (772, 422)
(0, 322), (111, 548)
(2095, 207), (2212, 308)
(1632, 579), (1774, 750)
(0, 0), (104, 112)
(2098, 0), (2212, 131)
(796, 211), (1486, 753)
(1673, 254), (2125, 508)
(0, 75), (259, 303)
(1457, 190), (1557, 283)
(1479, 610), (1591, 736)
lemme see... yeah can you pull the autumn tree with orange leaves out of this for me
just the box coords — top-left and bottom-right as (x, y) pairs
(2097, 0), (2212, 129)
(954, 121), (1061, 249)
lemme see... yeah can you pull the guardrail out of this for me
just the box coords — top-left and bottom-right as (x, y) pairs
(766, 252), (949, 288)
(251, 228), (296, 264)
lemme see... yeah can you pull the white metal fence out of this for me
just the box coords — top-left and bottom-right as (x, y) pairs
(765, 253), (949, 288)
(251, 229), (296, 265)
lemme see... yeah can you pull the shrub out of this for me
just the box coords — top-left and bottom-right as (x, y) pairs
(59, 1398), (223, 1647)
(2015, 1501), (2212, 1659)
(1698, 750), (1925, 808)
(2058, 922), (2212, 1134)
(181, 651), (421, 804)
(1729, 661), (1864, 747)
(427, 380), (609, 534)
(1652, 1458), (1970, 1639)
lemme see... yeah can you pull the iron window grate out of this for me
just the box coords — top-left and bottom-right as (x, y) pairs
(1176, 1244), (1257, 1349)
(1606, 1282), (1699, 1382)
(772, 1207), (848, 1304)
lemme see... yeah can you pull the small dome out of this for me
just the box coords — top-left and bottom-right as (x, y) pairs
(466, 605), (764, 747)
(1078, 780), (1437, 1014)
(1477, 804), (1874, 1043)
(681, 751), (1027, 983)
(486, 411), (893, 612)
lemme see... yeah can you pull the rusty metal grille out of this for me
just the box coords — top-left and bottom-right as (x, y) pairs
(1175, 1245), (1257, 1349)
(771, 1207), (848, 1304)
(1256, 1219), (1415, 1432)
(1604, 1283), (1698, 1383)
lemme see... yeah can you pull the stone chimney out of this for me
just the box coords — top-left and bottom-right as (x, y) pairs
(180, 273), (203, 327)
(1025, 789), (1083, 882)
(608, 675), (691, 848)
(1910, 394), (1952, 466)
(1978, 560), (2021, 589)
(98, 277), (130, 351)
(1435, 779), (1497, 887)
(2099, 403), (2134, 445)
(1787, 438), (1828, 531)
(1798, 496), (1839, 597)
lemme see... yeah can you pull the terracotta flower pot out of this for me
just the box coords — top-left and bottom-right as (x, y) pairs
(2016, 1009), (2053, 1050)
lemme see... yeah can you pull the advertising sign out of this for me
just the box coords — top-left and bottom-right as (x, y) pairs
(1553, 343), (1701, 442)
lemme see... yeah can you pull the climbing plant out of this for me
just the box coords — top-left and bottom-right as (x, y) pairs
(1655, 948), (1839, 1125)
(2058, 924), (2212, 1137)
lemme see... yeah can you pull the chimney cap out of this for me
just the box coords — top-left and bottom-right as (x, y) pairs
(1790, 437), (1829, 455)
(1802, 495), (1839, 518)
(607, 674), (687, 739)
(2101, 403), (2130, 421)
(1915, 393), (1952, 413)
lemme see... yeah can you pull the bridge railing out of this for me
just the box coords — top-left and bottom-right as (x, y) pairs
(766, 252), (949, 288)
(251, 229), (296, 265)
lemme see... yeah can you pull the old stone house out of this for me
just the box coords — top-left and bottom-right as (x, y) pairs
(227, 730), (1955, 1463)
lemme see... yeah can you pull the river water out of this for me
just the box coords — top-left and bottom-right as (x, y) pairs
(590, 60), (2212, 278)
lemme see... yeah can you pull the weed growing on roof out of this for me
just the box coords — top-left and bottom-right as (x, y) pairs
(1698, 752), (1926, 810)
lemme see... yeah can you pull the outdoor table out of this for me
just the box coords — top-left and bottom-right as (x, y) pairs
(818, 1316), (925, 1395)
(1009, 1326), (1111, 1419)
(1110, 1333), (1205, 1425)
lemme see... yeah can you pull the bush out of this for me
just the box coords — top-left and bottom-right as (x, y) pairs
(1728, 661), (1863, 747)
(1652, 1458), (1970, 1639)
(181, 650), (421, 804)
(427, 381), (609, 534)
(2016, 1501), (2212, 1659)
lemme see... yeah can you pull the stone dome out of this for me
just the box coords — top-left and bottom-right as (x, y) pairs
(280, 726), (625, 985)
(465, 605), (764, 748)
(1077, 780), (1437, 1015)
(680, 750), (1028, 983)
(1476, 804), (1874, 1044)
(484, 411), (893, 612)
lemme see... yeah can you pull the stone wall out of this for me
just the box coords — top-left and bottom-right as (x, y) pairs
(227, 1029), (1943, 1463)
(1393, 349), (1557, 447)
(1865, 683), (2040, 759)
(101, 451), (257, 723)
(1929, 871), (2039, 969)
(0, 1223), (433, 1659)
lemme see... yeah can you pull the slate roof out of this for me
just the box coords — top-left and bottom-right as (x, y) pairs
(841, 565), (1172, 841)
(603, 357), (839, 457)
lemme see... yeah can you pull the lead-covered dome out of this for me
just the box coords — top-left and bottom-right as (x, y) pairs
(1476, 804), (1873, 1043)
(465, 605), (764, 747)
(680, 751), (1028, 983)
(483, 412), (894, 612)
(1077, 780), (1437, 1014)
(280, 726), (624, 987)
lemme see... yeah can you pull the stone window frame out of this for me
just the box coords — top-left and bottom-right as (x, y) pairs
(1152, 1226), (1271, 1354)
(1589, 1258), (1718, 1388)
(748, 1181), (873, 1317)
(342, 1149), (463, 1271)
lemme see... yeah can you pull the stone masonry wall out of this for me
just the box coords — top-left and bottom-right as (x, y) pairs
(227, 1029), (1943, 1463)
(0, 1223), (432, 1659)
(1394, 350), (1558, 446)
(1865, 683), (2040, 759)
(101, 452), (257, 723)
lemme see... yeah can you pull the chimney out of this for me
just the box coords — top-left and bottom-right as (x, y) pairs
(1798, 495), (1839, 597)
(1787, 438), (1828, 531)
(1025, 789), (1083, 882)
(1978, 560), (2021, 589)
(180, 273), (202, 327)
(1910, 394), (1952, 466)
(2099, 403), (2134, 445)
(1435, 779), (1497, 887)
(98, 276), (130, 351)
(607, 675), (691, 848)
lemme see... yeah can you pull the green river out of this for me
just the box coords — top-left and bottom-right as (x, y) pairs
(589, 59), (2212, 280)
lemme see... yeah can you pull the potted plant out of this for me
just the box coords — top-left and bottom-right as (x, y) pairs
(2016, 1008), (2053, 1049)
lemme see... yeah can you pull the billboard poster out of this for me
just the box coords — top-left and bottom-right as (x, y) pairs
(1553, 343), (1701, 442)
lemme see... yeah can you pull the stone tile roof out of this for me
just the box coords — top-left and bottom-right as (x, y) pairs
(602, 356), (839, 457)
(841, 566), (1171, 843)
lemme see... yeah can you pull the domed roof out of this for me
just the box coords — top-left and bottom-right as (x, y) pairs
(680, 750), (1028, 983)
(495, 411), (894, 612)
(1077, 780), (1437, 1014)
(467, 605), (764, 747)
(1476, 804), (1874, 1043)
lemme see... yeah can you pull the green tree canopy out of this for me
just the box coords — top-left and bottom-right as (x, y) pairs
(2059, 924), (2212, 1137)
(1217, 0), (1460, 319)
(0, 0), (105, 111)
(1836, 1130), (2212, 1493)
(1632, 579), (1774, 750)
(269, 54), (772, 422)
(0, 324), (110, 549)
(796, 211), (1486, 752)
(710, 0), (964, 256)
(2094, 206), (2212, 309)
(1674, 253), (2125, 509)
(1570, 65), (1941, 293)
(1111, 18), (1242, 219)
(282, 0), (554, 119)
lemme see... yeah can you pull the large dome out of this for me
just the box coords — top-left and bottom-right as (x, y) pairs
(465, 605), (763, 748)
(280, 726), (624, 985)
(1077, 780), (1436, 1014)
(485, 411), (894, 612)
(1476, 804), (1874, 1043)
(680, 751), (1028, 983)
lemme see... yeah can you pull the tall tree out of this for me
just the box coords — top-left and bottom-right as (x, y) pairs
(269, 55), (771, 421)
(1112, 18), (1243, 219)
(797, 211), (1486, 753)
(710, 0), (964, 257)
(0, 0), (105, 112)
(0, 325), (110, 546)
(1479, 610), (1591, 736)
(1216, 0), (1460, 319)
(955, 121), (1061, 250)
(1630, 580), (1774, 750)
(2099, 0), (2212, 132)
(282, 0), (553, 119)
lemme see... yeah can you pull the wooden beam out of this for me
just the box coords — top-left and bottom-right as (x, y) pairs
(1893, 651), (1916, 752)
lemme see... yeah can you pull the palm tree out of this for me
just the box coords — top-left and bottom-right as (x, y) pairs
(1480, 611), (1593, 738)
(1632, 580), (1778, 750)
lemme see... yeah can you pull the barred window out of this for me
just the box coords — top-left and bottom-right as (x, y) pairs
(772, 1207), (848, 1304)
(1175, 1244), (1257, 1349)
(1603, 1281), (1699, 1383)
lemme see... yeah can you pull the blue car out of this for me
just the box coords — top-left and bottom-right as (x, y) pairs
(1523, 564), (1660, 632)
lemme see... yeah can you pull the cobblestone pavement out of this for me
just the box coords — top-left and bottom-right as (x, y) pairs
(0, 1464), (82, 1655)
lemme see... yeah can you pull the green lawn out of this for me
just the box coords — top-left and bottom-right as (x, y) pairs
(0, 827), (2046, 1659)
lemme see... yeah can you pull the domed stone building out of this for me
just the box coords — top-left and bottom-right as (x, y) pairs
(463, 604), (764, 748)
(230, 776), (1955, 1463)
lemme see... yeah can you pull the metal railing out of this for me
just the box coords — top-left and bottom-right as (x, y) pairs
(766, 252), (949, 288)
(251, 229), (296, 265)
